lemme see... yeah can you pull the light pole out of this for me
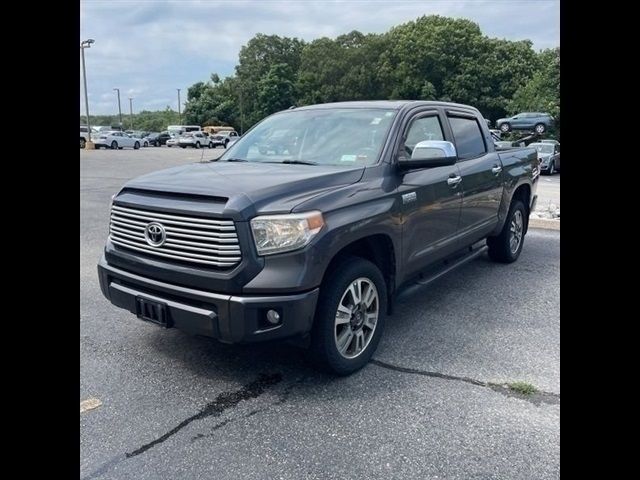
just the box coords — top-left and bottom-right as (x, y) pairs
(113, 88), (123, 129)
(80, 39), (95, 149)
(177, 88), (182, 124)
(129, 97), (134, 130)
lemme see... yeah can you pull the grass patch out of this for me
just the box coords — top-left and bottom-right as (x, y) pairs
(508, 381), (538, 395)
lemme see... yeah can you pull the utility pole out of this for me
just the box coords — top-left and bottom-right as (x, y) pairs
(113, 88), (123, 129)
(129, 97), (134, 130)
(80, 39), (95, 149)
(177, 88), (182, 124)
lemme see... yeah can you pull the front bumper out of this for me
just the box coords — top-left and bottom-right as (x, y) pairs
(98, 255), (319, 343)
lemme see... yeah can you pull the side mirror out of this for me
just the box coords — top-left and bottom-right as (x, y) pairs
(399, 140), (458, 170)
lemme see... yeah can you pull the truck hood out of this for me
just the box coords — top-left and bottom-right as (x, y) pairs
(121, 161), (366, 220)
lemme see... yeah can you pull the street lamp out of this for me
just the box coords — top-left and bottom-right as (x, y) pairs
(113, 88), (123, 129)
(129, 97), (134, 130)
(177, 88), (182, 124)
(80, 38), (95, 149)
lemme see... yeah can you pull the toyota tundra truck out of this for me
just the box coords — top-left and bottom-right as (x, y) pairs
(98, 101), (539, 375)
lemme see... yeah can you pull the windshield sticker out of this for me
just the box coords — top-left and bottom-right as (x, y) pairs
(370, 118), (382, 125)
(340, 154), (357, 162)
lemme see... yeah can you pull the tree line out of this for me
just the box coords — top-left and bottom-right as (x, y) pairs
(184, 15), (559, 135)
(81, 106), (180, 132)
(81, 15), (559, 136)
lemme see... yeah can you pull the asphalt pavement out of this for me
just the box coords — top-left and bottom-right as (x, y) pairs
(81, 146), (559, 480)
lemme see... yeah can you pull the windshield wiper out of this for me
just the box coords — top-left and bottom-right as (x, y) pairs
(272, 159), (318, 165)
(224, 158), (248, 162)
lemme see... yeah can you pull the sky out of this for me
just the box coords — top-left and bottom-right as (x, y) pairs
(80, 0), (559, 116)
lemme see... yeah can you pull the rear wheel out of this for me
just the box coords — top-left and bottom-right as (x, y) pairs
(534, 123), (546, 134)
(487, 199), (526, 263)
(80, 138), (86, 149)
(500, 123), (511, 133)
(208, 142), (213, 148)
(224, 139), (229, 148)
(308, 256), (387, 375)
(195, 142), (201, 149)
(143, 141), (148, 147)
(111, 141), (118, 150)
(134, 141), (140, 150)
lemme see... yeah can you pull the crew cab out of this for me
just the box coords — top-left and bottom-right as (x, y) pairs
(98, 101), (538, 375)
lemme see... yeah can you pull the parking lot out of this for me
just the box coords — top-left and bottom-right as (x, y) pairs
(81, 146), (559, 480)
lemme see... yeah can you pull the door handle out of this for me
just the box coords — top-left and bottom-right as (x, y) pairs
(491, 165), (502, 174)
(447, 175), (462, 187)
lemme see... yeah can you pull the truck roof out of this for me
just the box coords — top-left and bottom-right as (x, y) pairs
(293, 100), (480, 113)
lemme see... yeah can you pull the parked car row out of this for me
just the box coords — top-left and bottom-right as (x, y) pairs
(81, 123), (256, 152)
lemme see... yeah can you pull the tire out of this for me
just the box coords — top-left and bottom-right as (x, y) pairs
(143, 141), (148, 147)
(80, 138), (86, 149)
(195, 142), (201, 149)
(180, 145), (186, 149)
(224, 139), (229, 148)
(308, 256), (387, 375)
(548, 161), (555, 175)
(134, 141), (140, 150)
(487, 199), (527, 263)
(208, 142), (213, 149)
(111, 141), (118, 150)
(500, 123), (511, 133)
(534, 123), (546, 134)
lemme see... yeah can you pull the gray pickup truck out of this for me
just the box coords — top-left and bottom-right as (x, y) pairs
(98, 100), (539, 375)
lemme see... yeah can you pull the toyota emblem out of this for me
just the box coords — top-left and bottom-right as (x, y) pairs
(144, 222), (166, 247)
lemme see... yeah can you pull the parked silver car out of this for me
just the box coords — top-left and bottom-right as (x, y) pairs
(211, 130), (239, 148)
(95, 131), (141, 150)
(530, 142), (560, 175)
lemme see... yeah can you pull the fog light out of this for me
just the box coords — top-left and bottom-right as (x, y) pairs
(266, 309), (281, 325)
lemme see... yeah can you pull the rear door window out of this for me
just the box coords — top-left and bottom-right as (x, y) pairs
(448, 116), (486, 160)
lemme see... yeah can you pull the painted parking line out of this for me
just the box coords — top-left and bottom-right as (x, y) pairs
(80, 398), (103, 414)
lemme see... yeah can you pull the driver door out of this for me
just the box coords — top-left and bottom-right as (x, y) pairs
(398, 110), (463, 278)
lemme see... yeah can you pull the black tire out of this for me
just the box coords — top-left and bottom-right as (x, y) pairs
(500, 123), (511, 133)
(308, 255), (387, 375)
(80, 138), (86, 149)
(111, 141), (118, 150)
(134, 141), (140, 150)
(224, 139), (229, 148)
(487, 199), (527, 263)
(180, 145), (186, 149)
(195, 142), (201, 149)
(534, 123), (546, 134)
(209, 142), (213, 149)
(143, 141), (148, 147)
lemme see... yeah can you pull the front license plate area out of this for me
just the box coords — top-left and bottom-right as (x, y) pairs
(136, 297), (170, 327)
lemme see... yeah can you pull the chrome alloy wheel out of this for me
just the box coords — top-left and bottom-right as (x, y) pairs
(510, 210), (524, 254)
(334, 277), (379, 359)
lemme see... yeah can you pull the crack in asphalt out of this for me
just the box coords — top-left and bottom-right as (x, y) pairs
(371, 359), (559, 406)
(126, 372), (282, 458)
(81, 373), (282, 480)
(190, 375), (308, 443)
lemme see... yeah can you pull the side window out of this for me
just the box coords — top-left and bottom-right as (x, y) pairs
(448, 116), (486, 160)
(403, 115), (444, 156)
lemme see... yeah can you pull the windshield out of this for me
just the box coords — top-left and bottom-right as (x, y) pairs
(532, 144), (554, 154)
(220, 108), (397, 166)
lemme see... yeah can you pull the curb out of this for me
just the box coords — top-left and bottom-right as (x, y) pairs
(529, 217), (560, 231)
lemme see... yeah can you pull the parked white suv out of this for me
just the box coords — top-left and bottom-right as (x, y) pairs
(178, 132), (214, 149)
(211, 130), (239, 148)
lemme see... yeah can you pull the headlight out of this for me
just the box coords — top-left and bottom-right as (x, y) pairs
(250, 211), (324, 256)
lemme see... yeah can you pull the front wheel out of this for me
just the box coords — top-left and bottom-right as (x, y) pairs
(224, 139), (229, 148)
(534, 123), (546, 134)
(111, 141), (118, 150)
(487, 199), (527, 263)
(195, 142), (201, 149)
(143, 141), (148, 147)
(80, 138), (86, 149)
(308, 256), (387, 375)
(208, 142), (213, 148)
(134, 141), (140, 150)
(500, 123), (511, 133)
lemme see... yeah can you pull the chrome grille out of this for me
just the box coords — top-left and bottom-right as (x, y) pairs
(109, 204), (241, 268)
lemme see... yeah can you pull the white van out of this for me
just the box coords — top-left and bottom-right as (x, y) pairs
(167, 125), (201, 136)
